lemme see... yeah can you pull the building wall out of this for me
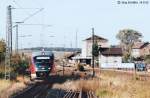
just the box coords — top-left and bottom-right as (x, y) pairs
(81, 41), (87, 57)
(99, 55), (122, 64)
(132, 44), (150, 58)
(140, 44), (150, 56)
(82, 40), (108, 57)
(132, 49), (140, 57)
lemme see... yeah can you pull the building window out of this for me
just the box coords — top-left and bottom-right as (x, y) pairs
(114, 60), (117, 63)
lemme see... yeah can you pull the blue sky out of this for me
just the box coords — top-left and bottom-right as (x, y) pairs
(0, 0), (150, 49)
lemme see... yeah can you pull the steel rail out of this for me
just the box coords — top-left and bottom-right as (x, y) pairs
(63, 90), (79, 98)
(78, 90), (82, 98)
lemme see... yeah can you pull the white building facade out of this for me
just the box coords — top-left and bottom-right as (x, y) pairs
(81, 35), (108, 58)
(99, 55), (122, 64)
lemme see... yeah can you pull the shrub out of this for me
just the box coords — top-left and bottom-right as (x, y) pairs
(11, 54), (29, 75)
(77, 64), (84, 71)
(0, 72), (4, 78)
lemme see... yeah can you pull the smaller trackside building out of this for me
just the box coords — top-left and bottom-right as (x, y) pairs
(99, 48), (122, 68)
(99, 47), (134, 69)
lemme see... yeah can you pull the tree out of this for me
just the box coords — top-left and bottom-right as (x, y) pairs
(116, 29), (143, 62)
(92, 42), (99, 66)
(0, 39), (6, 62)
(92, 42), (99, 57)
(0, 39), (6, 53)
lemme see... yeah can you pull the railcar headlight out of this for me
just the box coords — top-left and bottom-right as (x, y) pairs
(35, 67), (38, 71)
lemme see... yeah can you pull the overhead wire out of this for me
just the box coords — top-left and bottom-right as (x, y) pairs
(0, 0), (9, 8)
(13, 0), (44, 23)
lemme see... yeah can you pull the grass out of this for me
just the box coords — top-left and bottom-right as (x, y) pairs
(0, 63), (5, 78)
(0, 76), (30, 98)
(95, 70), (150, 98)
(52, 70), (150, 98)
(0, 80), (12, 94)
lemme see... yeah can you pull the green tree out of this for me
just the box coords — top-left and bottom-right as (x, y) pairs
(116, 29), (143, 62)
(0, 39), (6, 63)
(92, 43), (99, 57)
(92, 42), (99, 66)
(0, 39), (6, 78)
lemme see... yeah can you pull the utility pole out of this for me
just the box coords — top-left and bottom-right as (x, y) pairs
(49, 35), (55, 48)
(70, 41), (72, 48)
(14, 22), (24, 54)
(92, 28), (95, 77)
(75, 29), (78, 49)
(63, 59), (65, 76)
(9, 6), (13, 53)
(5, 5), (12, 80)
(14, 24), (19, 53)
(12, 7), (44, 51)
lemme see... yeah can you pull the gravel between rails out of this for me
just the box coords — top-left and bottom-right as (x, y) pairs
(12, 82), (49, 98)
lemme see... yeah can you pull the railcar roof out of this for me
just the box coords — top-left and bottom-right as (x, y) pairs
(32, 51), (54, 57)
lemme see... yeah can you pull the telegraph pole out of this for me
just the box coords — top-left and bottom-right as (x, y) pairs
(9, 6), (13, 53)
(92, 28), (95, 77)
(5, 5), (12, 80)
(15, 24), (18, 53)
(14, 22), (24, 54)
(75, 29), (78, 49)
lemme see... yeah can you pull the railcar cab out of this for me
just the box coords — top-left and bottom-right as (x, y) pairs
(30, 50), (54, 80)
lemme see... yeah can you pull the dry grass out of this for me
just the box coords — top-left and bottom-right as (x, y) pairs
(0, 80), (12, 94)
(53, 70), (150, 98)
(52, 78), (100, 92)
(0, 63), (5, 73)
(95, 70), (150, 98)
(0, 76), (30, 98)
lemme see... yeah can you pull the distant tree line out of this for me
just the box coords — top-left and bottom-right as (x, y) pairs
(23, 47), (81, 52)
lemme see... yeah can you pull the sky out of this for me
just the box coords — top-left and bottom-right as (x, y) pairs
(0, 0), (150, 49)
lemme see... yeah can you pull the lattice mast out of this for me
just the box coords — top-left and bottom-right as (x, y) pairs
(5, 5), (12, 79)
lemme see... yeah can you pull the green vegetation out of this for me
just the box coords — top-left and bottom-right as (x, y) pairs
(0, 54), (30, 79)
(11, 53), (29, 76)
(0, 38), (29, 79)
(77, 63), (84, 71)
(92, 42), (99, 57)
(92, 42), (99, 66)
(0, 39), (6, 78)
(0, 39), (6, 63)
(96, 89), (112, 97)
(116, 29), (143, 62)
(0, 64), (5, 78)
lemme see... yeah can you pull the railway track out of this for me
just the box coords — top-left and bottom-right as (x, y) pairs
(63, 90), (79, 98)
(12, 68), (97, 98)
(63, 90), (97, 98)
(12, 82), (49, 98)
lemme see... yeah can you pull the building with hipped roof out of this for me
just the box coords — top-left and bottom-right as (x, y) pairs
(132, 42), (150, 58)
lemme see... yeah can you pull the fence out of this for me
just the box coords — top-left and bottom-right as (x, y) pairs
(101, 63), (135, 69)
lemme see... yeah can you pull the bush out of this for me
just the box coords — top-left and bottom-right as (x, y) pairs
(0, 64), (5, 79)
(77, 64), (84, 71)
(0, 72), (4, 78)
(11, 54), (29, 75)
